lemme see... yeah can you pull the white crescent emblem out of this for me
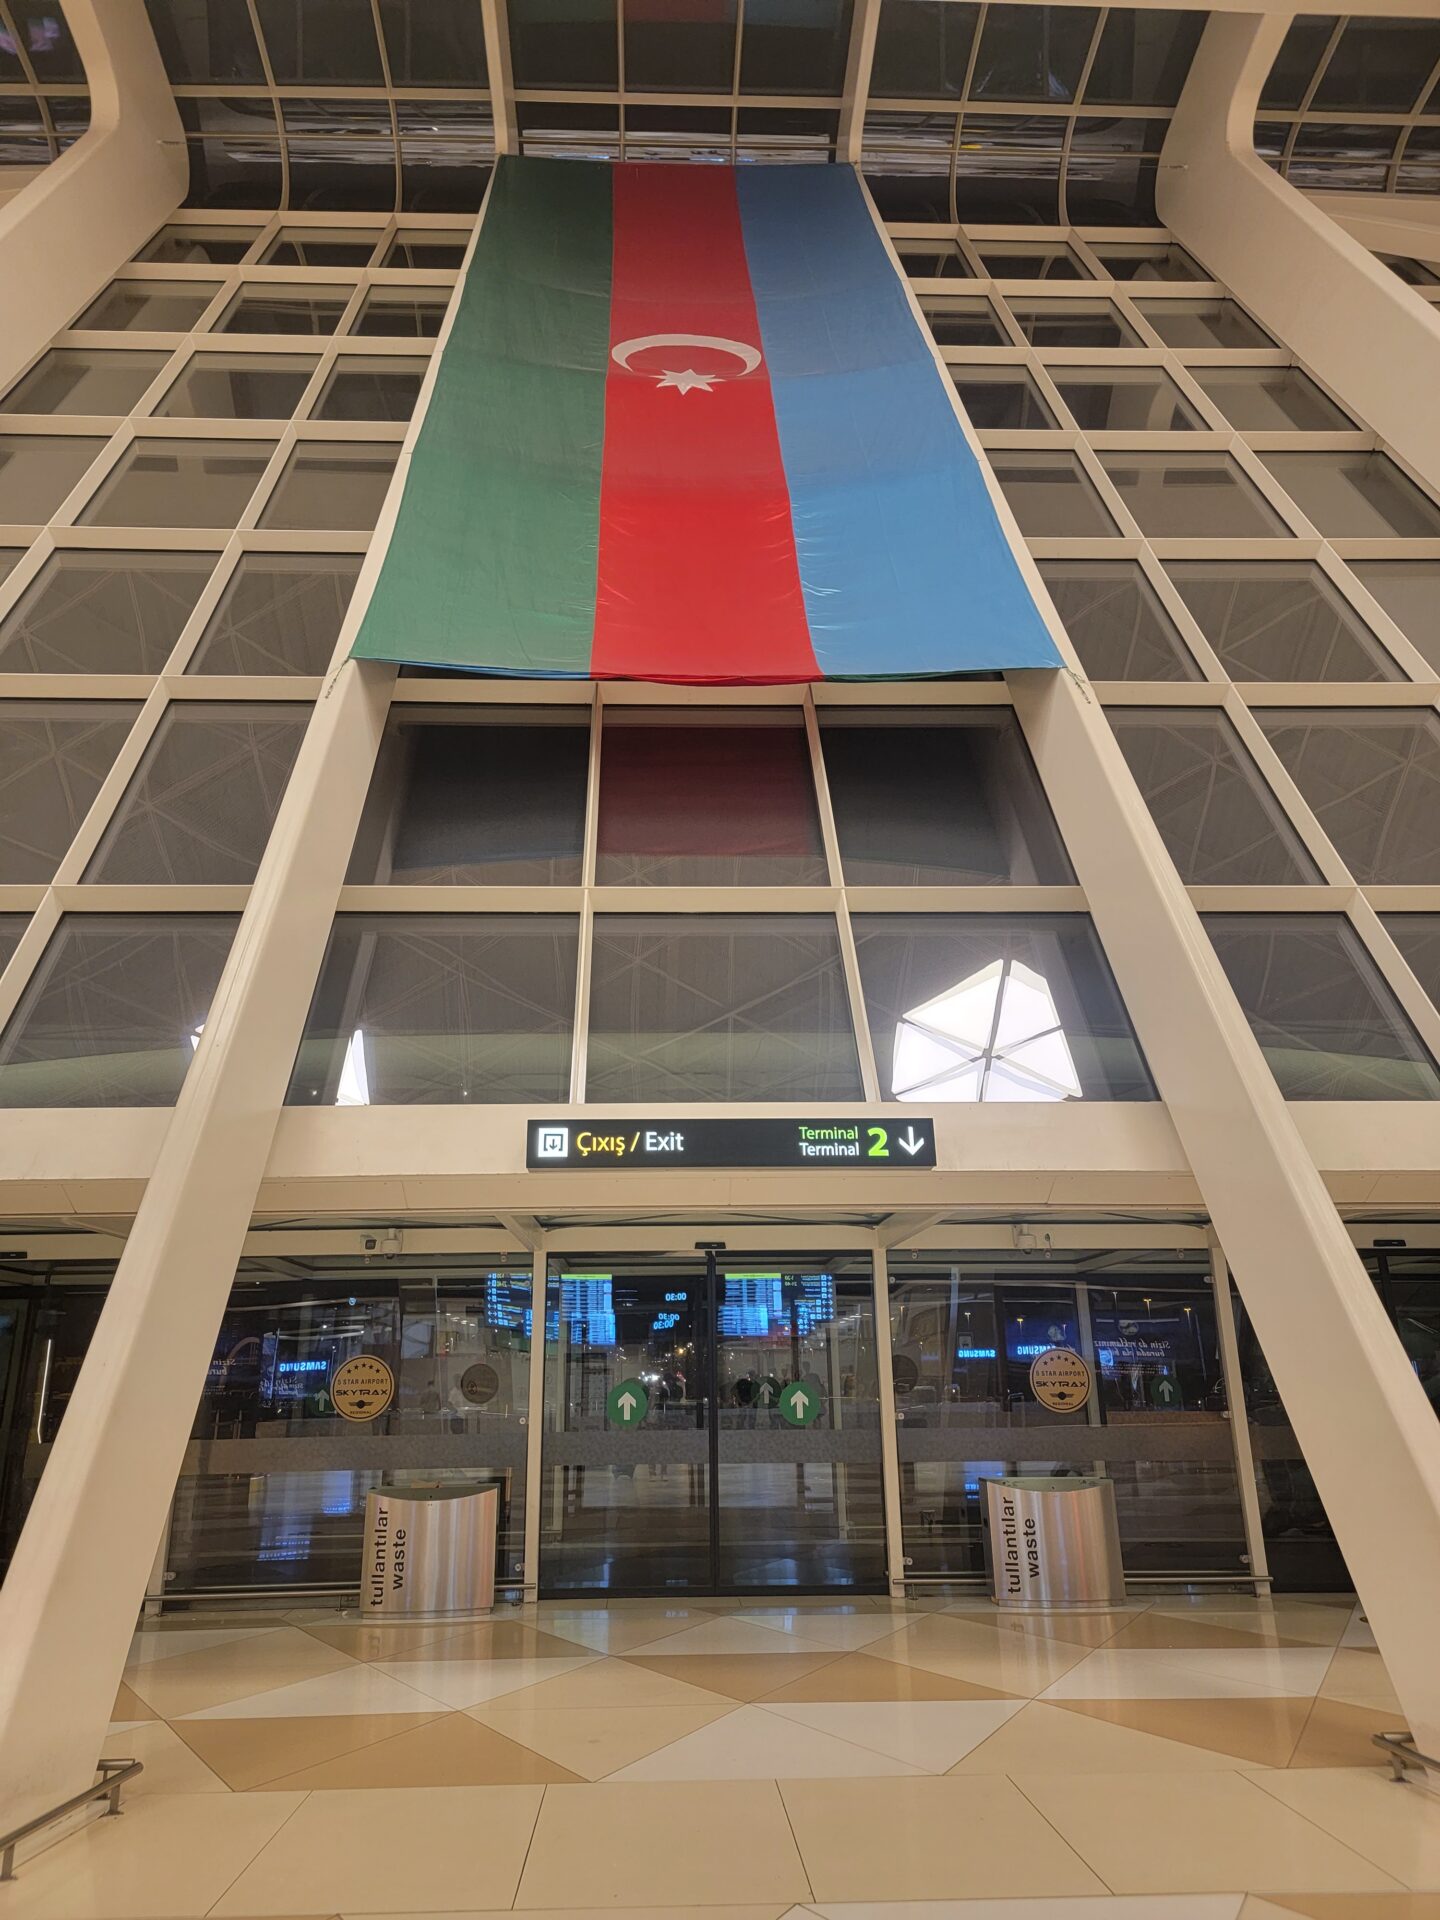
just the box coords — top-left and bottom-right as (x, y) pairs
(611, 333), (763, 394)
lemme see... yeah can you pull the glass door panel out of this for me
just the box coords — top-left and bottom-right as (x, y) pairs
(892, 1255), (1248, 1580)
(714, 1262), (885, 1592)
(541, 1267), (712, 1593)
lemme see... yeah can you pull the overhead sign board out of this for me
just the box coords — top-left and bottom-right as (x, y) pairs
(526, 1118), (937, 1170)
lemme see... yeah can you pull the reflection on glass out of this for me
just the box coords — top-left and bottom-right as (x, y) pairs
(853, 914), (1154, 1101)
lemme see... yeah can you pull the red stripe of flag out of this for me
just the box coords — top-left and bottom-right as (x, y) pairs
(591, 163), (818, 684)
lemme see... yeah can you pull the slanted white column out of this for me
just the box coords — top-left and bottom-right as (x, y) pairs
(0, 0), (186, 392)
(1158, 10), (1440, 494)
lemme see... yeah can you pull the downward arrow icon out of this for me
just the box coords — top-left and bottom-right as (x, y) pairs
(899, 1127), (925, 1156)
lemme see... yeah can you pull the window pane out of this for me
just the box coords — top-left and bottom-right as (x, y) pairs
(261, 229), (381, 267)
(288, 914), (578, 1104)
(2, 350), (170, 415)
(1038, 559), (1198, 680)
(988, 450), (1119, 536)
(1189, 366), (1353, 432)
(217, 288), (349, 336)
(1097, 453), (1290, 538)
(1006, 299), (1139, 348)
(1166, 561), (1400, 682)
(1347, 561), (1440, 672)
(383, 230), (470, 269)
(1109, 710), (1320, 884)
(951, 369), (1057, 429)
(739, 0), (853, 93)
(0, 702), (140, 880)
(821, 711), (1073, 884)
(975, 241), (1091, 281)
(76, 280), (222, 332)
(1206, 913), (1440, 1099)
(970, 4), (1096, 102)
(625, 0), (735, 89)
(596, 717), (826, 885)
(852, 912), (1154, 1101)
(1052, 366), (1201, 432)
(508, 0), (618, 89)
(871, 0), (980, 96)
(348, 712), (588, 884)
(0, 550), (20, 589)
(254, 0), (384, 83)
(1089, 240), (1206, 282)
(187, 554), (361, 676)
(80, 437), (275, 528)
(1385, 916), (1440, 1019)
(899, 241), (974, 280)
(920, 297), (1009, 346)
(0, 436), (107, 522)
(136, 225), (260, 265)
(0, 913), (239, 1106)
(257, 442), (398, 530)
(84, 701), (309, 883)
(1135, 298), (1276, 349)
(0, 553), (214, 674)
(1258, 709), (1440, 884)
(353, 289), (451, 338)
(156, 352), (319, 419)
(0, 912), (25, 974)
(1261, 452), (1440, 538)
(586, 914), (862, 1102)
(313, 358), (426, 421)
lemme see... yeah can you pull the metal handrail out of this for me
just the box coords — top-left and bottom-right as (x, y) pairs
(0, 1757), (143, 1881)
(1374, 1730), (1440, 1783)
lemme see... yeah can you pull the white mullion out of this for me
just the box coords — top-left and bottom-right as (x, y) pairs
(1208, 1234), (1271, 1592)
(568, 685), (602, 1104)
(45, 687), (173, 887)
(1347, 893), (1440, 1070)
(1058, 9), (1108, 229)
(803, 691), (880, 1101)
(1220, 690), (1359, 889)
(1320, 553), (1440, 687)
(0, 890), (63, 1033)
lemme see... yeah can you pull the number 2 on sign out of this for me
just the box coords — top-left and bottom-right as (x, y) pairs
(867, 1126), (889, 1158)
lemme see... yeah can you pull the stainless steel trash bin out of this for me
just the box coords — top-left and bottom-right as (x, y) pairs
(982, 1474), (1125, 1609)
(362, 1484), (498, 1615)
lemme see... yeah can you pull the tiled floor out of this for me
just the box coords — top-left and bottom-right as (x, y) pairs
(6, 1591), (1440, 1919)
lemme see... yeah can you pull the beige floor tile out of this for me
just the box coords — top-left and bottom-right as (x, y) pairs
(99, 1718), (230, 1795)
(123, 1627), (356, 1717)
(619, 1616), (848, 1658)
(1148, 1605), (1349, 1649)
(620, 1651), (844, 1701)
(529, 1610), (714, 1654)
(873, 1618), (1089, 1695)
(515, 1781), (812, 1908)
(1319, 1649), (1404, 1713)
(111, 1680), (159, 1723)
(1, 1789), (304, 1919)
(297, 1620), (465, 1662)
(953, 1699), (1275, 1774)
(214, 1785), (544, 1916)
(471, 1700), (735, 1779)
(345, 1909), (793, 1920)
(1106, 1614), (1314, 1653)
(1014, 1769), (1403, 1894)
(763, 1698), (1023, 1771)
(395, 1620), (599, 1660)
(261, 1710), (584, 1788)
(1052, 1697), (1312, 1767)
(756, 1652), (1017, 1703)
(1289, 1697), (1403, 1768)
(365, 1654), (597, 1709)
(608, 1702), (926, 1779)
(491, 1656), (732, 1711)
(944, 1606), (1143, 1648)
(174, 1713), (444, 1790)
(729, 1610), (911, 1651)
(1244, 1896), (1440, 1917)
(1251, 1766), (1440, 1889)
(779, 1774), (1104, 1901)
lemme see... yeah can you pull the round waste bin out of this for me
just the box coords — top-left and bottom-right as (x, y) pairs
(981, 1474), (1126, 1609)
(362, 1484), (497, 1615)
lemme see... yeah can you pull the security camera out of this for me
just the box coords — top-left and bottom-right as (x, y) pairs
(361, 1228), (404, 1258)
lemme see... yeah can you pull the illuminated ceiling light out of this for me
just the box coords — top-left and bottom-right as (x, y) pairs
(336, 1028), (371, 1106)
(891, 957), (1082, 1103)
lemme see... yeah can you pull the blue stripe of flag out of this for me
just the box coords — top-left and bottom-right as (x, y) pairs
(734, 166), (1061, 678)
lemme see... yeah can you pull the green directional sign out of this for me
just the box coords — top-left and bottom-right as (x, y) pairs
(778, 1381), (822, 1428)
(606, 1378), (649, 1428)
(1150, 1374), (1180, 1409)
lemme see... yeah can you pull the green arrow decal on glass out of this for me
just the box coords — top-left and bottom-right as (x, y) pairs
(606, 1378), (650, 1427)
(778, 1381), (822, 1428)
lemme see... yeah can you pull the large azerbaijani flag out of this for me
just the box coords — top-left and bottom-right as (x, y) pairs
(352, 156), (1061, 682)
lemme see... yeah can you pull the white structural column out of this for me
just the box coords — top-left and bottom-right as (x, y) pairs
(0, 0), (186, 392)
(1158, 11), (1440, 494)
(1010, 662), (1440, 1764)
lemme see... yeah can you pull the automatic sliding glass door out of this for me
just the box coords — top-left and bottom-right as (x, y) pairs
(540, 1253), (885, 1595)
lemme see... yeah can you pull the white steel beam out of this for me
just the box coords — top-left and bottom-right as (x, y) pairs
(0, 0), (186, 392)
(838, 0), (883, 168)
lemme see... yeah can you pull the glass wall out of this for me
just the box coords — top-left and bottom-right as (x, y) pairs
(166, 1255), (533, 1595)
(888, 1252), (1247, 1579)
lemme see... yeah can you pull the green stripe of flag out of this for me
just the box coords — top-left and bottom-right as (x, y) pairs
(352, 156), (613, 675)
